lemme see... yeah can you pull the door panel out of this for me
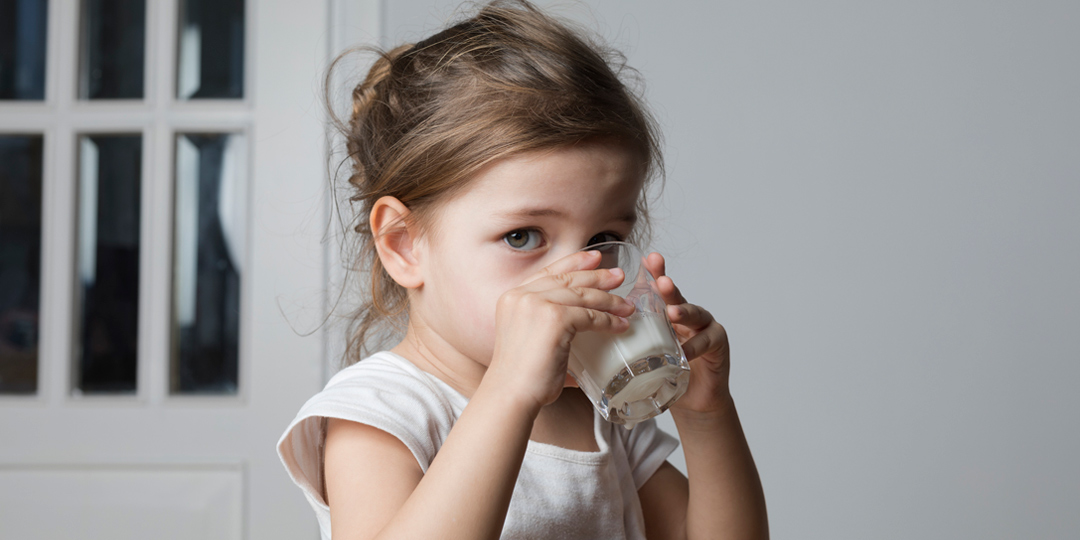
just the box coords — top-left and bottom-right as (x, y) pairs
(0, 1), (378, 537)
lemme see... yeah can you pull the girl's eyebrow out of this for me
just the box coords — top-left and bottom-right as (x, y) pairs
(500, 207), (565, 218)
(497, 207), (637, 224)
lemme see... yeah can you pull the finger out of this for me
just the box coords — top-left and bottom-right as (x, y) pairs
(565, 305), (632, 335)
(537, 286), (636, 318)
(520, 249), (606, 287)
(644, 252), (666, 281)
(666, 303), (714, 333)
(519, 265), (628, 295)
(642, 252), (688, 305)
(656, 275), (688, 305)
(678, 322), (729, 361)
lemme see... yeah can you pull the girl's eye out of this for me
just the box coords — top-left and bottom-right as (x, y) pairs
(504, 229), (543, 250)
(586, 232), (622, 248)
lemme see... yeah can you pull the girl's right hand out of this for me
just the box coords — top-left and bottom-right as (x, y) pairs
(483, 249), (636, 413)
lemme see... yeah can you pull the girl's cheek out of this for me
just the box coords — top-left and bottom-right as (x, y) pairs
(461, 281), (500, 334)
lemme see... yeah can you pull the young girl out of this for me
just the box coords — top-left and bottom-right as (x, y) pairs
(278, 1), (768, 538)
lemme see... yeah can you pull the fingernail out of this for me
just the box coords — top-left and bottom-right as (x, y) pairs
(609, 268), (624, 278)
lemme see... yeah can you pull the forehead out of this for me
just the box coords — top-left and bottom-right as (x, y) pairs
(456, 142), (645, 218)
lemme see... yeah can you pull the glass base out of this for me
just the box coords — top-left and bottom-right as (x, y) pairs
(598, 354), (690, 429)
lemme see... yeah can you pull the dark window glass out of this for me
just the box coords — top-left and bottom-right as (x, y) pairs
(0, 0), (48, 100)
(80, 0), (145, 99)
(76, 135), (141, 393)
(177, 0), (244, 99)
(172, 133), (243, 394)
(0, 135), (43, 394)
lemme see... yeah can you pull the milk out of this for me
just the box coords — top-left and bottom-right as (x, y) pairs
(569, 312), (690, 427)
(570, 312), (676, 383)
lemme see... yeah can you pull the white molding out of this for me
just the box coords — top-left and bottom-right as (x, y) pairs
(322, 0), (383, 384)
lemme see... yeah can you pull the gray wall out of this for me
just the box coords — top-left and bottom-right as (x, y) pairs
(383, 1), (1080, 538)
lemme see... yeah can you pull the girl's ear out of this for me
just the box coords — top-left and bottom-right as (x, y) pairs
(370, 196), (423, 289)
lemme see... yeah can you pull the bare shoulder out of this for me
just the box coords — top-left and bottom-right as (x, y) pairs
(323, 418), (424, 539)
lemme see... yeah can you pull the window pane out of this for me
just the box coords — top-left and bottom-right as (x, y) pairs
(177, 0), (244, 99)
(172, 133), (244, 394)
(79, 0), (145, 100)
(76, 135), (141, 393)
(0, 135), (43, 394)
(0, 0), (48, 100)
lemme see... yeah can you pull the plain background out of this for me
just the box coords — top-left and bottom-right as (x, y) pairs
(378, 1), (1080, 538)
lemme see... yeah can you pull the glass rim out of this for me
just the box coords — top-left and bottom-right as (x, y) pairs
(579, 240), (642, 253)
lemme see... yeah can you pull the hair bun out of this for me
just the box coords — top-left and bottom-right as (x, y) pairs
(350, 44), (414, 122)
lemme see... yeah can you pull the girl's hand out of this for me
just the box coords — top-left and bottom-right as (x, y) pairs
(484, 250), (636, 412)
(643, 252), (734, 416)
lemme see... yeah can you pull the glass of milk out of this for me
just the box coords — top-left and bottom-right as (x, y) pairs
(568, 241), (691, 428)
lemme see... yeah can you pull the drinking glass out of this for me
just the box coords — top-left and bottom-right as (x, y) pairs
(568, 241), (691, 428)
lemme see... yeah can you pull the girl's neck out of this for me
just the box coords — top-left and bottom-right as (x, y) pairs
(390, 325), (488, 399)
(391, 324), (600, 452)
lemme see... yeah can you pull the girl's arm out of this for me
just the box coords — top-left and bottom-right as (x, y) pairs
(637, 254), (769, 540)
(325, 383), (539, 540)
(638, 401), (769, 540)
(325, 250), (634, 540)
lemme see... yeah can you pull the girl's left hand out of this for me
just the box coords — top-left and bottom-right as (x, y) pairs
(643, 252), (734, 416)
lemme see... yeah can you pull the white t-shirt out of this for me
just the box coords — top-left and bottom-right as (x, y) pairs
(277, 350), (679, 540)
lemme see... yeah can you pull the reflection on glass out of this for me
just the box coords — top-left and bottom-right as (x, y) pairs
(177, 0), (244, 99)
(0, 0), (48, 100)
(0, 136), (43, 394)
(80, 0), (145, 99)
(77, 135), (141, 393)
(172, 133), (244, 394)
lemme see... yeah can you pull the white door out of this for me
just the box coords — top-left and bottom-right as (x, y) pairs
(0, 1), (377, 537)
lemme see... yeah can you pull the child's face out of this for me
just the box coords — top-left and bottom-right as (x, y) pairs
(411, 140), (645, 368)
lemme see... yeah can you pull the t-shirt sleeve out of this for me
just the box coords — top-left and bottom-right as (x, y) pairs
(622, 417), (680, 489)
(276, 359), (457, 508)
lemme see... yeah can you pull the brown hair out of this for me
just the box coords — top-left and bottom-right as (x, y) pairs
(328, 0), (664, 365)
